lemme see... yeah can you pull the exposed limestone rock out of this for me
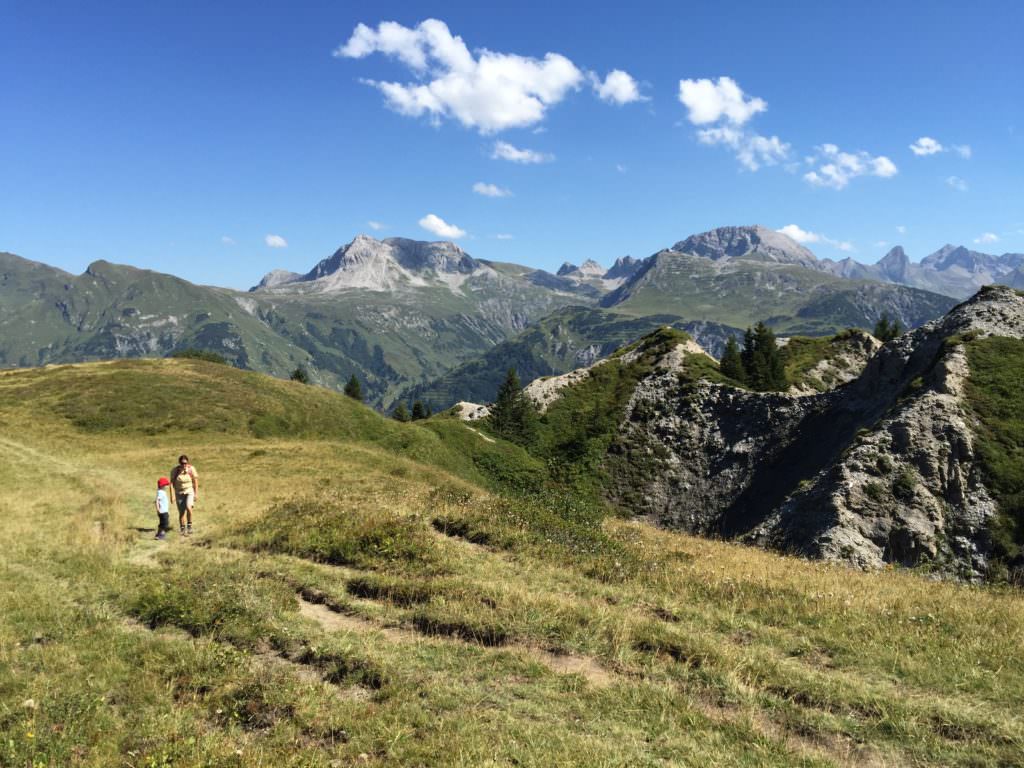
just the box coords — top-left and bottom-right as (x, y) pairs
(604, 286), (1024, 581)
(524, 365), (602, 413)
(452, 401), (490, 421)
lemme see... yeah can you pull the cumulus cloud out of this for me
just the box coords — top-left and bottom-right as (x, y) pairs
(592, 69), (644, 105)
(367, 220), (386, 230)
(909, 136), (972, 159)
(473, 181), (511, 197)
(336, 19), (591, 133)
(803, 144), (898, 189)
(910, 136), (944, 156)
(678, 77), (765, 125)
(974, 232), (999, 244)
(221, 236), (236, 246)
(678, 77), (786, 171)
(698, 126), (789, 171)
(896, 225), (907, 234)
(946, 175), (968, 191)
(491, 141), (553, 164)
(777, 224), (853, 252)
(265, 234), (288, 248)
(419, 213), (466, 239)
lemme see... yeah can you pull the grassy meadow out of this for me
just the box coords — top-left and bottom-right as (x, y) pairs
(1, 359), (1022, 766)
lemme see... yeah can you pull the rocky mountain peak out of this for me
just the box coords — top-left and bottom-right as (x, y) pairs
(878, 246), (910, 282)
(252, 235), (485, 293)
(670, 225), (819, 268)
(603, 255), (644, 281)
(556, 262), (579, 276)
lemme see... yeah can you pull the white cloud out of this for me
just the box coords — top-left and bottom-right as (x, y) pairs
(909, 136), (944, 156)
(265, 234), (288, 248)
(874, 240), (889, 248)
(336, 19), (587, 133)
(491, 140), (553, 164)
(974, 232), (999, 244)
(472, 182), (511, 197)
(495, 233), (514, 240)
(803, 144), (898, 189)
(778, 224), (819, 244)
(777, 224), (853, 252)
(367, 220), (386, 230)
(678, 77), (765, 125)
(221, 236), (236, 246)
(419, 213), (466, 239)
(896, 225), (907, 234)
(678, 77), (786, 171)
(946, 175), (968, 191)
(909, 136), (972, 159)
(592, 69), (644, 105)
(698, 127), (789, 170)
(616, 163), (627, 173)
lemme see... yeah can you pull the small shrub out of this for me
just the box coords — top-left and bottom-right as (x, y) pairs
(892, 468), (917, 501)
(864, 481), (885, 502)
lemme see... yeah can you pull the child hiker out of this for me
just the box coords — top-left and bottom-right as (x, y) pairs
(155, 477), (171, 540)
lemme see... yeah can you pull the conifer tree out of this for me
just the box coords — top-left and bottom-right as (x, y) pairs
(490, 367), (538, 446)
(740, 322), (788, 391)
(719, 335), (745, 382)
(343, 374), (363, 401)
(411, 400), (427, 421)
(289, 366), (310, 384)
(873, 312), (903, 342)
(391, 402), (410, 422)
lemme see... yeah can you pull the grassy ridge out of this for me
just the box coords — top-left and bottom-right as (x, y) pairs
(0, 358), (543, 494)
(1, 359), (1022, 765)
(964, 336), (1024, 573)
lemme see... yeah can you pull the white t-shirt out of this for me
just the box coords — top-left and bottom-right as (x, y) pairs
(156, 489), (169, 514)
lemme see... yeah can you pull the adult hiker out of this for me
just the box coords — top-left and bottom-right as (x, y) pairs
(170, 454), (199, 536)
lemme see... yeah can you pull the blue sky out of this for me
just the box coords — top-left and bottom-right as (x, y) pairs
(2, 0), (1022, 289)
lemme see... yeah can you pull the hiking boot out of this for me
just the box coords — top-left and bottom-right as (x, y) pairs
(155, 531), (166, 541)
(180, 526), (186, 535)
(186, 525), (193, 536)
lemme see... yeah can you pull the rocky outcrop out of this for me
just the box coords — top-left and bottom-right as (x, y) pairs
(671, 225), (819, 268)
(605, 286), (1024, 580)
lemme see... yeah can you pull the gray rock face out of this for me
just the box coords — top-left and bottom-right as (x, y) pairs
(252, 234), (486, 293)
(604, 255), (643, 281)
(252, 269), (302, 290)
(820, 244), (1024, 299)
(671, 225), (819, 269)
(605, 285), (1024, 580)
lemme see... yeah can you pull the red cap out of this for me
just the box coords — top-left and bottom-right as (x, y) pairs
(158, 477), (170, 487)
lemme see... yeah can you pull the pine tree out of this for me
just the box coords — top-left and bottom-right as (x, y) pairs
(289, 366), (309, 384)
(343, 374), (363, 401)
(719, 335), (745, 382)
(738, 322), (788, 391)
(873, 313), (903, 342)
(411, 400), (427, 421)
(391, 402), (410, 422)
(741, 327), (756, 380)
(490, 367), (537, 446)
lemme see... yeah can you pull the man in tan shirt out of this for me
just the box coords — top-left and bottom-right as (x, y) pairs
(170, 454), (199, 536)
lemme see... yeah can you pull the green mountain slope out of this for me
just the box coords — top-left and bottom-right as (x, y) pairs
(0, 249), (594, 407)
(603, 250), (958, 333)
(403, 306), (741, 411)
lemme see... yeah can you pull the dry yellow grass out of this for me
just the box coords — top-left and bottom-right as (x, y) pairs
(0, 359), (1021, 767)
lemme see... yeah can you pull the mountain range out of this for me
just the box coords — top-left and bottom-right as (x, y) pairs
(4, 224), (1019, 408)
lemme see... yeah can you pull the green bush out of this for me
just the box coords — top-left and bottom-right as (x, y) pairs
(892, 468), (917, 501)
